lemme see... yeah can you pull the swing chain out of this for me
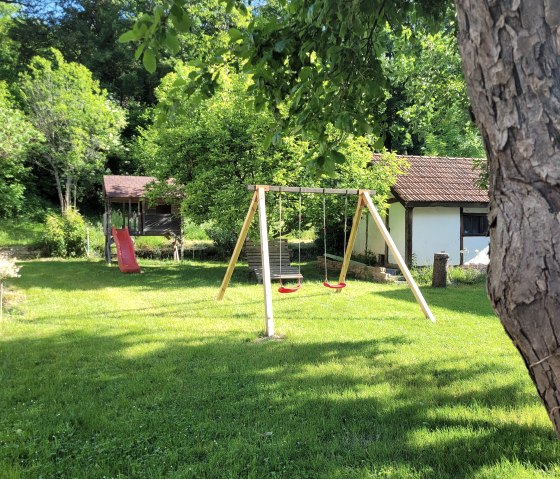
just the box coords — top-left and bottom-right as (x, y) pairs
(298, 192), (302, 277)
(278, 192), (282, 277)
(343, 193), (348, 258)
(323, 195), (328, 282)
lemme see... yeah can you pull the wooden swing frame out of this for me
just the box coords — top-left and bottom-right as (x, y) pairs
(216, 185), (435, 337)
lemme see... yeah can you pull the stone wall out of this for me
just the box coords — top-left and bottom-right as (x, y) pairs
(317, 255), (395, 283)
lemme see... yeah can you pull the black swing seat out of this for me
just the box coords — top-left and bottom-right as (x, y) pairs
(244, 239), (303, 284)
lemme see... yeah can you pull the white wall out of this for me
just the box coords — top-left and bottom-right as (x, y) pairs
(387, 202), (406, 264)
(412, 207), (461, 266)
(352, 203), (489, 267)
(354, 215), (385, 256)
(353, 202), (404, 263)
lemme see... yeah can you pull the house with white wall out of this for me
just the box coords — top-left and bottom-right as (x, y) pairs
(353, 154), (489, 267)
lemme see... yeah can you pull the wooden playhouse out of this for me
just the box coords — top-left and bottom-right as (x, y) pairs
(102, 175), (182, 262)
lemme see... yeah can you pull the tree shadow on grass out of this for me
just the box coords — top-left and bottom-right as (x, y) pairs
(1, 331), (557, 479)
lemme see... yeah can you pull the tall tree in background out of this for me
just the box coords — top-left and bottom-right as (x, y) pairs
(0, 81), (41, 217)
(0, 4), (21, 83)
(20, 49), (125, 212)
(384, 20), (484, 158)
(126, 0), (560, 436)
(137, 68), (407, 250)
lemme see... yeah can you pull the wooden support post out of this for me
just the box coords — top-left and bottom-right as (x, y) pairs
(104, 201), (112, 263)
(337, 194), (365, 291)
(362, 191), (435, 322)
(256, 186), (274, 337)
(217, 191), (259, 300)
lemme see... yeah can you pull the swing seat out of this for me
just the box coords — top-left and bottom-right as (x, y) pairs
(323, 281), (347, 289)
(278, 283), (302, 294)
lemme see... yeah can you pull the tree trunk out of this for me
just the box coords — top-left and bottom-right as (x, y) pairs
(64, 176), (72, 212)
(455, 0), (560, 436)
(52, 168), (65, 213)
(432, 253), (449, 288)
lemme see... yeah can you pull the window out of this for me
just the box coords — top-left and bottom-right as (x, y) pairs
(155, 204), (172, 214)
(462, 214), (488, 236)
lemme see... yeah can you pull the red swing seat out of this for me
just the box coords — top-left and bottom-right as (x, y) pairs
(323, 281), (346, 289)
(278, 281), (302, 294)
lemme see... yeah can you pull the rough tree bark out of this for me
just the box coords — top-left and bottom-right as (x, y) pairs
(455, 0), (560, 435)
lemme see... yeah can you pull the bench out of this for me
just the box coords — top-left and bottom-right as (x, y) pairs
(244, 239), (303, 283)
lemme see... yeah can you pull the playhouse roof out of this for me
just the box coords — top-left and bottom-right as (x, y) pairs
(372, 154), (488, 206)
(103, 175), (157, 200)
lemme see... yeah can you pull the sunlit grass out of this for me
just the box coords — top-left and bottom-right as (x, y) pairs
(0, 258), (559, 478)
(0, 220), (44, 248)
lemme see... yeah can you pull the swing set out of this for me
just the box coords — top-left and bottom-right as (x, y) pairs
(217, 185), (435, 337)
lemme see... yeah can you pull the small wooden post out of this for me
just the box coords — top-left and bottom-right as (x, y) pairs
(217, 191), (259, 300)
(362, 191), (435, 322)
(337, 194), (365, 291)
(256, 186), (274, 337)
(432, 253), (449, 287)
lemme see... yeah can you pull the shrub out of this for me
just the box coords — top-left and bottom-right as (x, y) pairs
(204, 224), (238, 258)
(0, 257), (20, 281)
(411, 265), (487, 286)
(44, 214), (66, 257)
(62, 209), (86, 257)
(0, 256), (21, 318)
(43, 209), (86, 257)
(448, 266), (486, 285)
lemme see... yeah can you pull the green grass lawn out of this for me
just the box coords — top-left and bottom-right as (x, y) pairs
(1, 259), (559, 478)
(0, 220), (44, 248)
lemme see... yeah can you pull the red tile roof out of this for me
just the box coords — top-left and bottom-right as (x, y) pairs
(373, 154), (488, 205)
(103, 175), (157, 199)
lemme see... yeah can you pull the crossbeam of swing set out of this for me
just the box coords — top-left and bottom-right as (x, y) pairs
(218, 185), (435, 338)
(246, 185), (375, 196)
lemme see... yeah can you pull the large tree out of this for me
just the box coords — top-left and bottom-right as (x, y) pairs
(0, 81), (40, 217)
(126, 0), (560, 436)
(455, 0), (560, 435)
(20, 49), (125, 212)
(136, 68), (407, 250)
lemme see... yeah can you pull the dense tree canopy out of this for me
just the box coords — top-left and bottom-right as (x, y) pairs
(20, 49), (126, 212)
(124, 0), (460, 166)
(0, 0), (484, 218)
(138, 68), (407, 250)
(0, 81), (40, 217)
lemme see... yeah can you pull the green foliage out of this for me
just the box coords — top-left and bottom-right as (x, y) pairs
(135, 69), (407, 253)
(448, 265), (487, 285)
(125, 0), (454, 171)
(19, 49), (126, 212)
(0, 82), (41, 217)
(62, 208), (87, 257)
(385, 22), (485, 158)
(0, 4), (20, 83)
(43, 209), (87, 257)
(44, 214), (66, 257)
(411, 265), (487, 286)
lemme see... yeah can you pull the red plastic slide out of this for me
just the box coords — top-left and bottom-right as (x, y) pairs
(112, 227), (141, 274)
